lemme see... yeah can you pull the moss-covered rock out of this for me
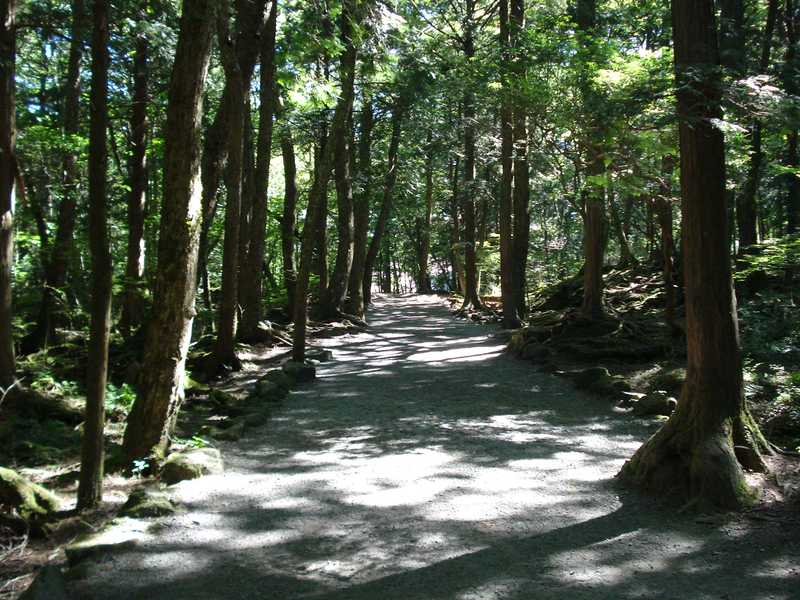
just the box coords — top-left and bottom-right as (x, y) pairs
(65, 517), (144, 567)
(260, 368), (295, 391)
(161, 447), (223, 485)
(120, 488), (176, 518)
(564, 367), (631, 398)
(0, 467), (61, 519)
(19, 565), (69, 600)
(254, 379), (289, 401)
(282, 360), (316, 383)
(633, 391), (678, 417)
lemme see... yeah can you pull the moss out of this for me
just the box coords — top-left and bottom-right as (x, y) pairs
(0, 467), (61, 519)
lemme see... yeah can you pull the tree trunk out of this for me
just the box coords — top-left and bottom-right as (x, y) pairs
(33, 0), (85, 350)
(459, 0), (482, 311)
(212, 0), (249, 370)
(123, 0), (216, 463)
(312, 126), (329, 300)
(78, 0), (112, 510)
(737, 0), (778, 251)
(292, 0), (358, 362)
(120, 14), (148, 336)
(498, 0), (519, 327)
(449, 156), (466, 293)
(619, 0), (770, 510)
(196, 0), (267, 299)
(577, 0), (607, 320)
(657, 155), (677, 329)
(363, 99), (404, 307)
(321, 104), (355, 317)
(239, 1), (277, 340)
(0, 0), (16, 388)
(279, 114), (297, 318)
(784, 0), (800, 234)
(417, 130), (434, 294)
(610, 192), (635, 267)
(345, 88), (373, 318)
(510, 0), (529, 318)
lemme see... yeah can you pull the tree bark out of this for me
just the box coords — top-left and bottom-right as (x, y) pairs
(657, 155), (677, 329)
(279, 112), (297, 318)
(33, 0), (85, 350)
(123, 0), (216, 463)
(239, 1), (277, 340)
(196, 0), (268, 302)
(577, 0), (607, 320)
(459, 0), (482, 311)
(363, 99), (404, 307)
(510, 0), (529, 318)
(417, 130), (434, 294)
(498, 0), (519, 327)
(737, 0), (777, 251)
(0, 0), (17, 388)
(619, 0), (770, 510)
(345, 88), (373, 318)
(120, 12), (149, 336)
(78, 0), (112, 510)
(292, 0), (358, 362)
(784, 0), (800, 234)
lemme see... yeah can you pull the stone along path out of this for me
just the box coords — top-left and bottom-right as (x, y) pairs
(72, 295), (799, 600)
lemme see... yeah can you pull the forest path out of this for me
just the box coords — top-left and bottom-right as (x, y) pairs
(73, 295), (799, 600)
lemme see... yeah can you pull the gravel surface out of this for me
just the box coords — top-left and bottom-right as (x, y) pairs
(70, 295), (800, 600)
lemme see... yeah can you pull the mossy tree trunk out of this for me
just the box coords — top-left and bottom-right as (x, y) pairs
(619, 0), (770, 511)
(122, 0), (216, 463)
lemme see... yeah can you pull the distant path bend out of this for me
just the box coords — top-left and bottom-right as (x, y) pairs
(73, 295), (800, 600)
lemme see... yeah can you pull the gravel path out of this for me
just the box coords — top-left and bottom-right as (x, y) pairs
(72, 295), (799, 600)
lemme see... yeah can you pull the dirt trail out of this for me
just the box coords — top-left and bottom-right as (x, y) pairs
(71, 295), (799, 600)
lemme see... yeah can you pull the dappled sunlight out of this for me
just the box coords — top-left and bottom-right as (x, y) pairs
(72, 296), (800, 600)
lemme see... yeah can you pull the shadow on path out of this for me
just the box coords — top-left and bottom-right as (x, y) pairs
(72, 295), (800, 600)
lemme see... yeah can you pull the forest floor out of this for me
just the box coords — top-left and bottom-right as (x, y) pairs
(64, 295), (800, 600)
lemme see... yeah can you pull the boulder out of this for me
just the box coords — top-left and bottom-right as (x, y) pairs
(0, 467), (61, 520)
(120, 488), (176, 518)
(65, 518), (144, 567)
(633, 390), (678, 417)
(161, 447), (223, 485)
(260, 368), (295, 391)
(306, 348), (334, 362)
(282, 360), (316, 383)
(19, 565), (69, 600)
(254, 379), (289, 401)
(564, 367), (631, 397)
(210, 419), (245, 442)
(520, 343), (550, 362)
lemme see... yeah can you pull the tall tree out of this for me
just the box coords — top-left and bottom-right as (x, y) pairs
(510, 0), (530, 319)
(120, 5), (149, 335)
(123, 0), (217, 463)
(239, 0), (278, 340)
(278, 97), (298, 318)
(458, 0), (483, 311)
(346, 85), (374, 318)
(783, 0), (799, 233)
(498, 0), (518, 328)
(619, 0), (770, 509)
(576, 0), (607, 320)
(292, 0), (359, 362)
(77, 0), (112, 510)
(363, 98), (404, 307)
(0, 0), (16, 389)
(32, 0), (86, 349)
(417, 129), (434, 293)
(737, 0), (778, 251)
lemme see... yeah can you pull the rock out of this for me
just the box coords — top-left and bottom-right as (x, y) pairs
(520, 343), (549, 362)
(254, 379), (289, 401)
(0, 467), (61, 519)
(65, 518), (145, 567)
(306, 348), (334, 362)
(120, 488), (176, 518)
(260, 368), (295, 391)
(564, 367), (631, 397)
(210, 419), (245, 442)
(649, 367), (686, 396)
(243, 411), (270, 428)
(161, 447), (223, 485)
(19, 565), (69, 600)
(633, 390), (678, 417)
(208, 388), (236, 408)
(282, 360), (316, 383)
